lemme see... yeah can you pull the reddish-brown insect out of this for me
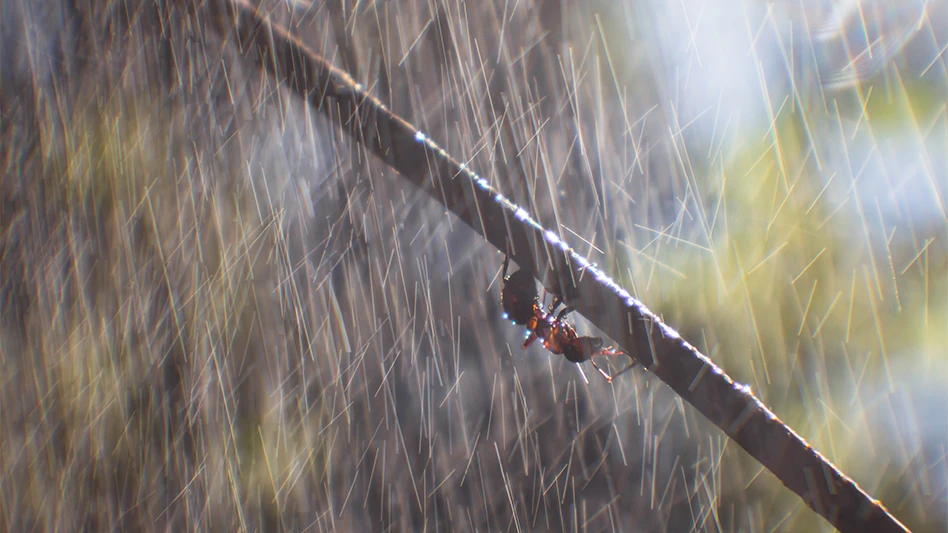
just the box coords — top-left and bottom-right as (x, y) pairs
(500, 255), (635, 382)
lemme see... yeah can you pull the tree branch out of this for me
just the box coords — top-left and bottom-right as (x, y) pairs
(223, 1), (910, 531)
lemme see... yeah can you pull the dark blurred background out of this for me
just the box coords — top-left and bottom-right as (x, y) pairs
(2, 0), (945, 531)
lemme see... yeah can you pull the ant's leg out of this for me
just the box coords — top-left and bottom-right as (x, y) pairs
(548, 295), (562, 314)
(522, 331), (539, 349)
(592, 349), (636, 382)
(609, 354), (637, 380)
(589, 359), (614, 383)
(502, 237), (517, 279)
(555, 305), (575, 322)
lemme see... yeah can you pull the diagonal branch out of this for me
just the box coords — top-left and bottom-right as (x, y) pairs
(222, 1), (910, 531)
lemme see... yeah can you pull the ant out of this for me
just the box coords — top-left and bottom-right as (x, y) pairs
(500, 254), (636, 383)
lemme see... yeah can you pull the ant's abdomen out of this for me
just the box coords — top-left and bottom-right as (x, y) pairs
(501, 269), (538, 325)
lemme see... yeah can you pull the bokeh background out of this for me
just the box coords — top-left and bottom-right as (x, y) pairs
(2, 0), (945, 531)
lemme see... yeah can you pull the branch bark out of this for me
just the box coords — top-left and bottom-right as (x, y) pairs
(223, 1), (911, 531)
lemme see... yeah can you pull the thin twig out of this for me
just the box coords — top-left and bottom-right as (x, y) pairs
(223, 1), (910, 531)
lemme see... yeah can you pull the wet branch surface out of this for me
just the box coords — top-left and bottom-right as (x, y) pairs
(224, 1), (910, 531)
